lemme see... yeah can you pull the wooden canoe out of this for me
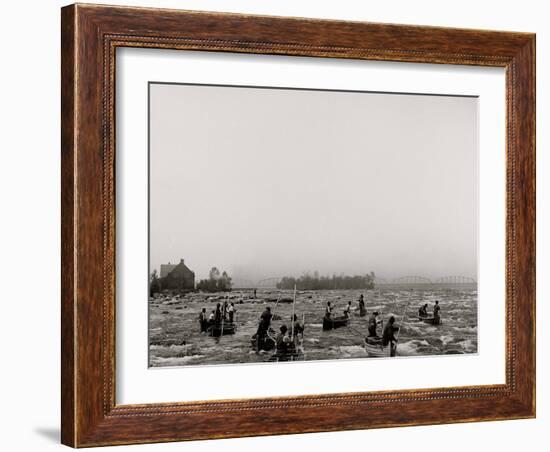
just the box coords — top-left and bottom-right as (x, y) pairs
(364, 337), (394, 357)
(269, 340), (304, 362)
(207, 322), (236, 337)
(418, 316), (441, 325)
(250, 332), (276, 351)
(278, 297), (294, 303)
(323, 316), (349, 330)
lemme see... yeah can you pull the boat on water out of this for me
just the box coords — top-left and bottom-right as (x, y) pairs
(364, 336), (395, 357)
(207, 322), (236, 337)
(269, 341), (304, 362)
(278, 297), (294, 303)
(322, 315), (349, 330)
(418, 315), (441, 325)
(364, 298), (408, 357)
(269, 285), (306, 361)
(250, 330), (276, 351)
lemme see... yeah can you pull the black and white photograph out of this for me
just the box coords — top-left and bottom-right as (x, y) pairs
(148, 82), (478, 367)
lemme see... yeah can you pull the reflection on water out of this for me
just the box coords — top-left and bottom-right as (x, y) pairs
(149, 287), (477, 367)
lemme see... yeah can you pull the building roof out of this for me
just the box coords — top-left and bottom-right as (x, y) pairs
(160, 263), (177, 278)
(160, 259), (195, 278)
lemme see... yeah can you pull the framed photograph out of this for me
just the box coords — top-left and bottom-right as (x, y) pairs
(61, 3), (535, 447)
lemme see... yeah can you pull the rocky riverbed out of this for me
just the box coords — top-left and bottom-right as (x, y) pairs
(149, 287), (477, 367)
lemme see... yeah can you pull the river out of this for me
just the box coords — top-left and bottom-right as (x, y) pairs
(149, 287), (477, 367)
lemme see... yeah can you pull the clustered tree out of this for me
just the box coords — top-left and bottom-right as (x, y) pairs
(197, 267), (233, 292)
(277, 271), (375, 290)
(149, 269), (161, 296)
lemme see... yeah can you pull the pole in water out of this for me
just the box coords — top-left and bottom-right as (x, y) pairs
(301, 312), (305, 346)
(220, 299), (225, 338)
(395, 293), (411, 344)
(274, 292), (281, 315)
(291, 284), (296, 341)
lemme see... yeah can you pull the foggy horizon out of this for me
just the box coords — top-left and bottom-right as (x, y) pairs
(149, 83), (478, 283)
(149, 260), (474, 283)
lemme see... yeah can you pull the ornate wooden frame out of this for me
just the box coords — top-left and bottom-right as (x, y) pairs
(61, 3), (535, 447)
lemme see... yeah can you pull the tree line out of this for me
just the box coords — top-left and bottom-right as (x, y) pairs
(196, 267), (233, 292)
(276, 271), (375, 290)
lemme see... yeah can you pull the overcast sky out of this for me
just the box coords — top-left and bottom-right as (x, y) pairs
(149, 83), (477, 282)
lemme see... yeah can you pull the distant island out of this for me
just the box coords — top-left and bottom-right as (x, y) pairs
(276, 271), (375, 290)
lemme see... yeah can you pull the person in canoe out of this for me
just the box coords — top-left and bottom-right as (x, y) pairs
(382, 316), (399, 357)
(276, 325), (291, 354)
(291, 314), (304, 336)
(418, 303), (429, 317)
(343, 301), (352, 318)
(222, 300), (229, 320)
(273, 324), (301, 361)
(199, 308), (208, 333)
(358, 295), (366, 313)
(325, 301), (332, 320)
(368, 311), (381, 337)
(255, 306), (272, 350)
(261, 306), (272, 328)
(433, 300), (441, 320)
(214, 303), (222, 323)
(207, 310), (215, 327)
(228, 302), (236, 323)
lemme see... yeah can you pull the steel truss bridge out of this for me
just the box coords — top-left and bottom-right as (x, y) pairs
(374, 275), (477, 287)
